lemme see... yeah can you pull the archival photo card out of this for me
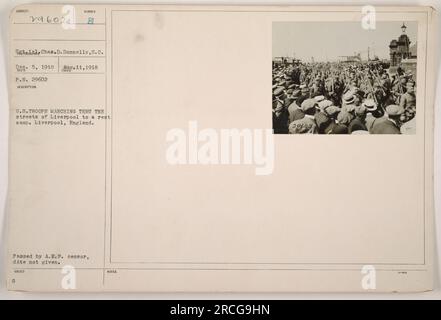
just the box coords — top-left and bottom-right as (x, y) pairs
(6, 5), (436, 293)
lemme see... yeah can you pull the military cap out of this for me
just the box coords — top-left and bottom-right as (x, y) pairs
(385, 104), (404, 116)
(301, 98), (318, 112)
(325, 106), (341, 117)
(343, 91), (355, 105)
(337, 111), (354, 126)
(362, 99), (377, 111)
(318, 99), (333, 111)
(314, 95), (325, 102)
(273, 87), (284, 96)
(291, 89), (301, 98)
(344, 104), (356, 113)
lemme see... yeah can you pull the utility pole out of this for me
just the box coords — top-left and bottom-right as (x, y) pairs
(368, 46), (370, 61)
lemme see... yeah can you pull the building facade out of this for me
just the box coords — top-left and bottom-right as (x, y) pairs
(389, 23), (416, 67)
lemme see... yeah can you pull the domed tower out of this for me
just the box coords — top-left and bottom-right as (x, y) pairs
(389, 23), (411, 66)
(397, 23), (411, 59)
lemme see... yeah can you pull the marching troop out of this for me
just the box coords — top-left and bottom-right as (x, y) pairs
(272, 61), (416, 134)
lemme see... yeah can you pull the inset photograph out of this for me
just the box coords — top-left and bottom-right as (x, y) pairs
(272, 21), (417, 134)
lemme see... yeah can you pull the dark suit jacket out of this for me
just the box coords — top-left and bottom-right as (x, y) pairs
(348, 117), (368, 133)
(273, 110), (290, 134)
(370, 118), (401, 134)
(331, 124), (349, 134)
(323, 122), (348, 134)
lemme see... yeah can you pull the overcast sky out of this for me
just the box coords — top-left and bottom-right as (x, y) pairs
(272, 21), (418, 62)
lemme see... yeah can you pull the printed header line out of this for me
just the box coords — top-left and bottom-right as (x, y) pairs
(14, 56), (106, 58)
(13, 39), (106, 42)
(13, 22), (105, 25)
